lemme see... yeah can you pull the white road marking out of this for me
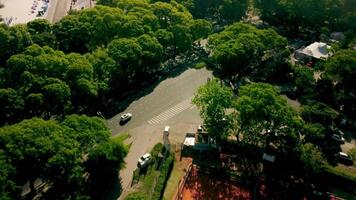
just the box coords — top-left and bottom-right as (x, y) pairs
(148, 97), (194, 124)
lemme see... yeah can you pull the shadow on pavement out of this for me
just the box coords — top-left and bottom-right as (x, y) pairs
(103, 55), (197, 119)
(101, 176), (124, 200)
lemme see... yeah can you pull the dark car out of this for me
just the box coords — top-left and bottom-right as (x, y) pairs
(336, 152), (353, 166)
(330, 134), (345, 144)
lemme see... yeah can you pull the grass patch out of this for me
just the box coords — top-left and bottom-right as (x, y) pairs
(326, 165), (356, 182)
(142, 167), (160, 195)
(332, 188), (356, 200)
(125, 143), (174, 200)
(162, 161), (185, 200)
(194, 62), (207, 69)
(112, 132), (130, 144)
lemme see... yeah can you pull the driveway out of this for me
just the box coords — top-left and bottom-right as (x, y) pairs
(106, 68), (213, 199)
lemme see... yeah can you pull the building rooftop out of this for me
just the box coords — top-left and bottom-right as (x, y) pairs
(296, 42), (332, 59)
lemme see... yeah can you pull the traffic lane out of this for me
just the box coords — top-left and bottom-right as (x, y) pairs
(108, 68), (212, 135)
(117, 107), (203, 192)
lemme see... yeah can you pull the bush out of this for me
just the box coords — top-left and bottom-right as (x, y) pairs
(125, 192), (148, 200)
(150, 143), (163, 158)
(151, 153), (174, 200)
(195, 62), (207, 69)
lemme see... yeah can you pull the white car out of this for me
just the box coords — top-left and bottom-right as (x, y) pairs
(120, 113), (132, 122)
(138, 153), (152, 168)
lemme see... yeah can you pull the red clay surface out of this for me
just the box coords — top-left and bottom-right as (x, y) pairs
(181, 166), (252, 200)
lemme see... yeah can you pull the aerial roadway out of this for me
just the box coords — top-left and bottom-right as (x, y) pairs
(106, 67), (212, 196)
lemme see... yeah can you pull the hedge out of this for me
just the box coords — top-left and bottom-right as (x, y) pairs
(151, 153), (174, 200)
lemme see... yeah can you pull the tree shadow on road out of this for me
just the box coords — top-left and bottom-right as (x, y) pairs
(101, 175), (124, 200)
(103, 52), (203, 119)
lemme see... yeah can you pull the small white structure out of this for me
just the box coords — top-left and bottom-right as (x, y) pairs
(295, 42), (333, 60)
(183, 133), (196, 147)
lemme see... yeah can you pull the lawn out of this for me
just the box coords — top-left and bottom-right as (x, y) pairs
(112, 132), (130, 143)
(163, 162), (186, 200)
(326, 165), (356, 182)
(163, 154), (192, 200)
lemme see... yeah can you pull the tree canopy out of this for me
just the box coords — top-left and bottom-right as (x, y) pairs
(192, 78), (233, 140)
(208, 23), (290, 82)
(0, 115), (127, 199)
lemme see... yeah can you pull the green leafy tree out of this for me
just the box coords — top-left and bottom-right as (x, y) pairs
(299, 143), (327, 178)
(0, 151), (18, 200)
(234, 83), (301, 153)
(324, 50), (356, 117)
(42, 81), (71, 113)
(189, 19), (212, 40)
(85, 141), (128, 199)
(0, 88), (24, 124)
(300, 102), (338, 125)
(208, 23), (289, 82)
(53, 15), (91, 53)
(254, 0), (345, 34)
(0, 118), (79, 196)
(301, 123), (326, 145)
(193, 79), (233, 140)
(61, 114), (110, 152)
(0, 24), (32, 65)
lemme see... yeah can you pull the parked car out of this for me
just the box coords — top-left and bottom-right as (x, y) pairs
(330, 134), (345, 143)
(137, 153), (152, 168)
(120, 113), (132, 123)
(336, 152), (353, 166)
(329, 126), (345, 136)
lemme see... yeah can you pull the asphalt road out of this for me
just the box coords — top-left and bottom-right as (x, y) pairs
(107, 68), (212, 135)
(46, 0), (71, 23)
(106, 68), (213, 199)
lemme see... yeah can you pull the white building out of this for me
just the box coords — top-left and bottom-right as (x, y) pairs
(295, 42), (333, 61)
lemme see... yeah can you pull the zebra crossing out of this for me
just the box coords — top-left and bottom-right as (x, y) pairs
(148, 98), (195, 124)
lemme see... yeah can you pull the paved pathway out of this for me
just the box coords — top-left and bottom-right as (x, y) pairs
(107, 68), (213, 199)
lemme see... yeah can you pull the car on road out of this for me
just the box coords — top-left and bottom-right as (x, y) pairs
(330, 133), (345, 143)
(336, 152), (353, 166)
(137, 153), (152, 168)
(120, 113), (132, 123)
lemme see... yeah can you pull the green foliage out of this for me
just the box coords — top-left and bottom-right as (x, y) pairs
(254, 0), (351, 33)
(0, 151), (17, 200)
(0, 24), (32, 65)
(0, 88), (24, 123)
(324, 50), (356, 116)
(300, 102), (338, 125)
(194, 61), (207, 69)
(235, 83), (301, 153)
(150, 143), (164, 159)
(193, 78), (233, 140)
(125, 192), (148, 200)
(348, 148), (356, 165)
(299, 143), (327, 177)
(0, 115), (126, 199)
(151, 153), (174, 200)
(189, 19), (212, 40)
(179, 0), (248, 24)
(293, 66), (316, 103)
(301, 123), (326, 144)
(208, 23), (289, 82)
(61, 114), (110, 152)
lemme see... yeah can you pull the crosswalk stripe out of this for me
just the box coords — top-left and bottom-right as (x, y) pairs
(148, 97), (194, 124)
